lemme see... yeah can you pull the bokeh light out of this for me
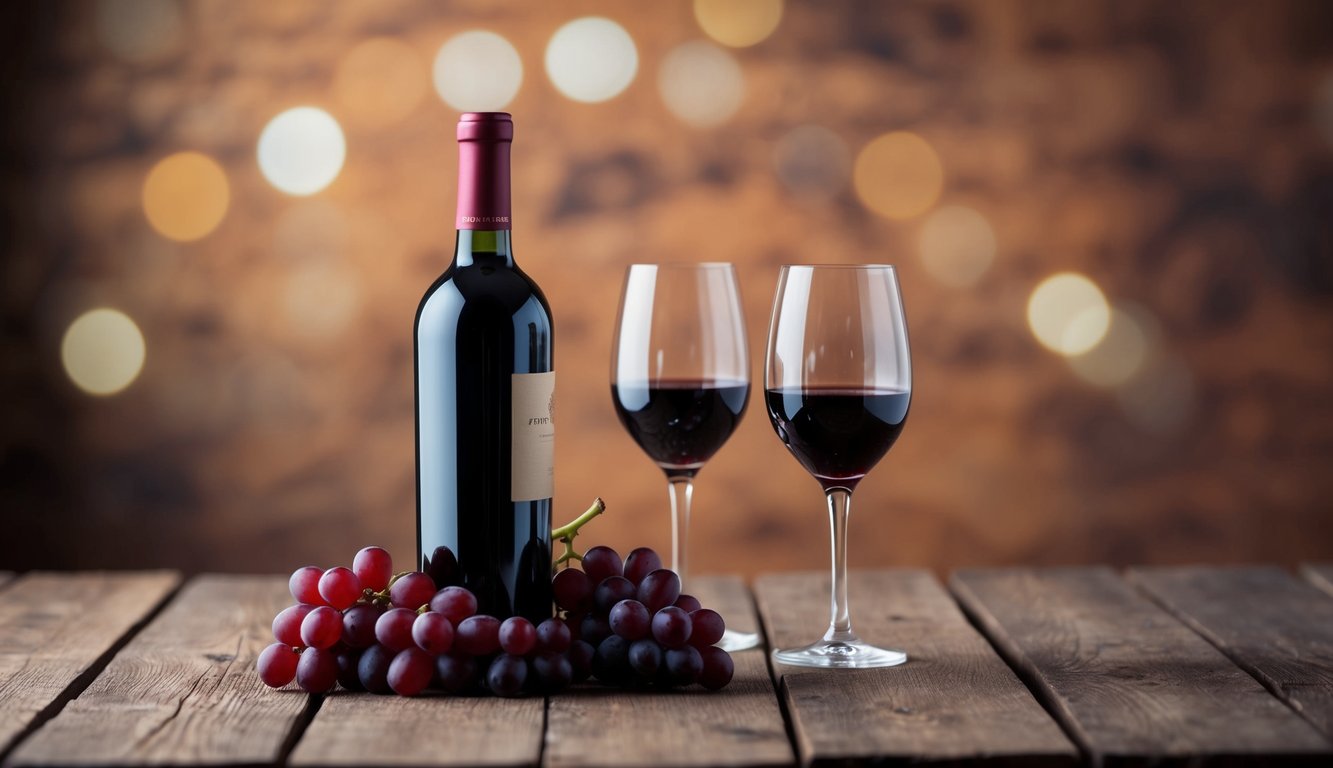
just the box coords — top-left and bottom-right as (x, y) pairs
(61, 309), (147, 396)
(853, 132), (944, 220)
(693, 0), (784, 48)
(95, 0), (182, 62)
(433, 31), (523, 112)
(658, 41), (745, 128)
(1026, 272), (1111, 356)
(545, 17), (638, 104)
(918, 205), (996, 287)
(273, 200), (348, 261)
(334, 37), (429, 129)
(257, 107), (346, 196)
(141, 151), (230, 242)
(773, 125), (850, 201)
(1068, 304), (1157, 388)
(1117, 354), (1194, 435)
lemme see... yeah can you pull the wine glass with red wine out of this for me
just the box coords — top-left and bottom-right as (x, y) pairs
(611, 263), (758, 651)
(764, 264), (911, 668)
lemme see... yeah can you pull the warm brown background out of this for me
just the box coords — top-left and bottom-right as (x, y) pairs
(2, 0), (1332, 577)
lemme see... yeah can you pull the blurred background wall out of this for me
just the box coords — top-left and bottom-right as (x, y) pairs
(2, 0), (1331, 577)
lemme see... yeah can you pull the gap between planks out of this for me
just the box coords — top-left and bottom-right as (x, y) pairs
(757, 569), (1076, 768)
(0, 571), (180, 764)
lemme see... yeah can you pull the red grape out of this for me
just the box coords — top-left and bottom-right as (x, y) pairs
(336, 648), (363, 691)
(699, 645), (734, 690)
(623, 547), (662, 585)
(536, 618), (571, 653)
(628, 638), (662, 680)
(486, 654), (528, 697)
(257, 642), (299, 688)
(435, 652), (479, 694)
(341, 603), (381, 649)
(567, 640), (595, 683)
(663, 645), (703, 687)
(375, 607), (418, 652)
(674, 594), (702, 614)
(272, 604), (314, 646)
(609, 599), (650, 641)
(387, 648), (434, 696)
(455, 615), (501, 656)
(412, 611), (455, 655)
(289, 566), (325, 606)
(593, 635), (631, 684)
(357, 644), (394, 694)
(582, 546), (623, 583)
(353, 546), (393, 592)
(300, 606), (343, 650)
(318, 566), (361, 611)
(552, 568), (593, 613)
(580, 614), (612, 646)
(429, 586), (478, 625)
(637, 569), (681, 612)
(595, 576), (636, 613)
(532, 652), (573, 692)
(389, 572), (436, 610)
(499, 617), (537, 656)
(688, 608), (725, 647)
(651, 606), (692, 649)
(296, 647), (339, 693)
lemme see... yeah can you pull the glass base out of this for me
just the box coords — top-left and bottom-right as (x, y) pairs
(718, 628), (761, 652)
(772, 639), (907, 669)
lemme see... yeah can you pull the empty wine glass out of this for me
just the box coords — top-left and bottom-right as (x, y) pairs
(764, 265), (911, 668)
(611, 263), (758, 651)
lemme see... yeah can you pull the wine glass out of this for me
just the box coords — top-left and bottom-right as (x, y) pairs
(764, 265), (911, 668)
(611, 263), (758, 651)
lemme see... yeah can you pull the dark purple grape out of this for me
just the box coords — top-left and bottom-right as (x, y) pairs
(699, 646), (734, 690)
(593, 635), (631, 684)
(487, 654), (528, 697)
(595, 576), (637, 613)
(652, 606), (693, 649)
(663, 646), (703, 687)
(536, 618), (571, 653)
(580, 614), (612, 647)
(257, 643), (299, 688)
(609, 599), (651, 641)
(688, 608), (725, 647)
(581, 546), (623, 583)
(412, 611), (455, 655)
(375, 607), (418, 652)
(300, 606), (343, 650)
(435, 652), (479, 694)
(628, 639), (663, 680)
(357, 644), (394, 694)
(552, 568), (593, 613)
(567, 640), (595, 683)
(532, 652), (573, 692)
(637, 569), (681, 613)
(296, 648), (339, 693)
(273, 604), (314, 647)
(336, 648), (363, 691)
(455, 615), (502, 656)
(499, 617), (537, 656)
(390, 572), (436, 610)
(342, 603), (381, 649)
(424, 545), (460, 588)
(623, 547), (663, 585)
(388, 648), (435, 696)
(674, 594), (702, 614)
(429, 586), (478, 625)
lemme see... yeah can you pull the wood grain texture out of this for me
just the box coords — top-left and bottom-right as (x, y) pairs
(291, 694), (544, 768)
(1302, 563), (1333, 597)
(544, 576), (794, 768)
(0, 571), (179, 760)
(8, 574), (311, 767)
(756, 570), (1076, 767)
(952, 567), (1331, 766)
(1129, 566), (1333, 742)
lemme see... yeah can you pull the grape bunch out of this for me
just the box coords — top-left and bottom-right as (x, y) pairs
(553, 545), (735, 690)
(257, 546), (592, 697)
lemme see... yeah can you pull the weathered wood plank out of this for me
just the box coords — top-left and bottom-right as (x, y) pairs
(1302, 563), (1333, 597)
(9, 574), (311, 767)
(543, 576), (794, 768)
(291, 694), (544, 768)
(0, 571), (179, 761)
(756, 570), (1076, 767)
(952, 567), (1331, 766)
(1129, 566), (1333, 742)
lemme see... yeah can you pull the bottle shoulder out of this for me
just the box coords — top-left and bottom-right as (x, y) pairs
(415, 262), (552, 328)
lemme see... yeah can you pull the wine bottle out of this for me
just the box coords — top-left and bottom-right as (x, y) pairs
(415, 112), (554, 622)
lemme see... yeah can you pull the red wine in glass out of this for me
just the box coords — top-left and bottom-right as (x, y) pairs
(612, 379), (750, 475)
(764, 387), (909, 490)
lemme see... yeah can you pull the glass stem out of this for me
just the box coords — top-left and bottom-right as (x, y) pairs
(822, 488), (856, 644)
(667, 476), (694, 588)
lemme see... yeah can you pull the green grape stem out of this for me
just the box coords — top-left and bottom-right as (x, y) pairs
(551, 497), (606, 571)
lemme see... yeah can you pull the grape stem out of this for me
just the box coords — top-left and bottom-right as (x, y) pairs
(551, 497), (606, 571)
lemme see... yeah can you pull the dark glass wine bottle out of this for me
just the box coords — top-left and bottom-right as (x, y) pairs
(415, 112), (554, 622)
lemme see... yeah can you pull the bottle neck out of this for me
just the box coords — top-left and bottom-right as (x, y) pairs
(455, 135), (511, 232)
(454, 230), (514, 267)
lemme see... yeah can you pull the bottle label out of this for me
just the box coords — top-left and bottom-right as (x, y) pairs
(511, 371), (555, 501)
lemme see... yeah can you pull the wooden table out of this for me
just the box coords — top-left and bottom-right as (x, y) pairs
(1, 566), (1331, 767)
